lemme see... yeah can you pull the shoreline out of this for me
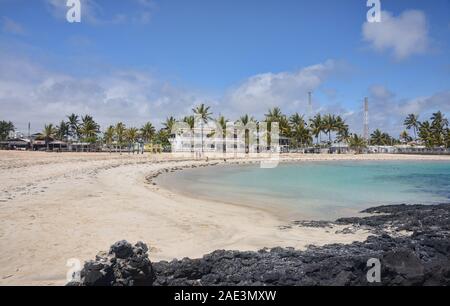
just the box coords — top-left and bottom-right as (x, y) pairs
(148, 154), (450, 222)
(1, 151), (450, 285)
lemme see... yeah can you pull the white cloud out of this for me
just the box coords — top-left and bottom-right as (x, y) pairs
(223, 60), (339, 118)
(362, 10), (430, 60)
(0, 53), (206, 132)
(1, 53), (447, 137)
(1, 16), (25, 35)
(342, 85), (450, 137)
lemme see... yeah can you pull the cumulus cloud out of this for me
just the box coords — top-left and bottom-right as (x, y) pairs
(362, 10), (430, 60)
(223, 60), (340, 118)
(0, 53), (206, 132)
(0, 52), (447, 137)
(342, 85), (450, 137)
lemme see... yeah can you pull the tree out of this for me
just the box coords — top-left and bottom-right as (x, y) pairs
(55, 121), (70, 141)
(163, 116), (177, 136)
(430, 111), (448, 147)
(404, 114), (420, 140)
(289, 113), (308, 149)
(291, 124), (312, 149)
(183, 116), (195, 130)
(115, 122), (126, 153)
(42, 124), (55, 151)
(265, 107), (290, 137)
(125, 127), (139, 153)
(444, 128), (450, 148)
(348, 134), (367, 154)
(155, 129), (171, 150)
(0, 121), (15, 141)
(237, 114), (256, 153)
(216, 115), (228, 153)
(370, 129), (384, 146)
(418, 121), (433, 148)
(322, 114), (336, 144)
(141, 122), (156, 143)
(193, 104), (212, 153)
(67, 114), (80, 140)
(289, 113), (306, 128)
(79, 115), (100, 146)
(104, 125), (115, 153)
(335, 116), (349, 142)
(400, 130), (412, 144)
(309, 114), (323, 145)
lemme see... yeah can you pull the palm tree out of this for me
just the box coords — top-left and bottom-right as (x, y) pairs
(163, 116), (177, 137)
(309, 114), (323, 145)
(348, 134), (367, 154)
(289, 113), (306, 128)
(335, 117), (349, 153)
(141, 122), (156, 144)
(125, 127), (139, 153)
(265, 107), (290, 137)
(79, 115), (100, 148)
(55, 121), (69, 142)
(400, 130), (412, 144)
(0, 121), (15, 141)
(431, 111), (448, 147)
(216, 115), (228, 153)
(292, 124), (312, 149)
(322, 114), (336, 144)
(237, 114), (256, 153)
(370, 129), (384, 146)
(104, 125), (115, 153)
(444, 128), (450, 149)
(193, 103), (212, 153)
(404, 114), (420, 140)
(67, 113), (79, 140)
(115, 122), (126, 153)
(42, 124), (55, 151)
(289, 113), (307, 150)
(265, 107), (283, 122)
(181, 116), (196, 153)
(419, 121), (435, 148)
(183, 116), (195, 130)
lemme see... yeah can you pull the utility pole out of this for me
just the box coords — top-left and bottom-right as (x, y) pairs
(363, 97), (369, 140)
(308, 91), (313, 123)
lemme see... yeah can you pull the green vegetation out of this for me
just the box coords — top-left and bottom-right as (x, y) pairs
(3, 107), (449, 153)
(0, 120), (15, 141)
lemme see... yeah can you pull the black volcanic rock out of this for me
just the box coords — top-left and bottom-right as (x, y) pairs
(69, 203), (450, 286)
(68, 241), (155, 286)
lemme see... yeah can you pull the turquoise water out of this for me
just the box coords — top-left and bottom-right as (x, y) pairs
(157, 161), (450, 220)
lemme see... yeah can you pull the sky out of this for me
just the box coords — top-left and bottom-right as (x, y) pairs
(0, 0), (449, 136)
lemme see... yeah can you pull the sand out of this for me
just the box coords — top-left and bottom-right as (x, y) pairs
(1, 151), (449, 285)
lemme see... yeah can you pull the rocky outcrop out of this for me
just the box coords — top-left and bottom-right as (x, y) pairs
(69, 203), (450, 286)
(67, 240), (155, 286)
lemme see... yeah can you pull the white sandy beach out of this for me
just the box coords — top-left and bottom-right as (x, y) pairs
(1, 151), (449, 285)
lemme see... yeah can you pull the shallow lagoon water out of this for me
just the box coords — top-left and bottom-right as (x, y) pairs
(156, 161), (450, 220)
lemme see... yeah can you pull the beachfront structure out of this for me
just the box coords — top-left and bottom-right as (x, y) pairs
(170, 124), (283, 154)
(0, 138), (31, 150)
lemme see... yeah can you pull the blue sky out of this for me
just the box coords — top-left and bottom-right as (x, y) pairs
(0, 0), (449, 135)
